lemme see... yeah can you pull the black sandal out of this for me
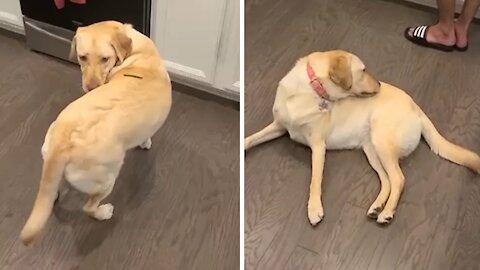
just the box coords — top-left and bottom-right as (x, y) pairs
(404, 25), (455, 52)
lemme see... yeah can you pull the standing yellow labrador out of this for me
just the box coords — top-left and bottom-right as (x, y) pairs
(245, 50), (480, 225)
(20, 21), (172, 245)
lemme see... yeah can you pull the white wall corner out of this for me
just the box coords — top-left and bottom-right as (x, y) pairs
(0, 11), (24, 33)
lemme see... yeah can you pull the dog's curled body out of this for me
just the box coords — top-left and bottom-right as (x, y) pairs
(246, 50), (480, 226)
(273, 56), (422, 155)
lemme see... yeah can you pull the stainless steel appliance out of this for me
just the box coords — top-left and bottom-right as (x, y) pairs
(19, 0), (151, 62)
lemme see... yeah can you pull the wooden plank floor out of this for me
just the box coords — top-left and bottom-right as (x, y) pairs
(0, 30), (239, 270)
(245, 0), (480, 269)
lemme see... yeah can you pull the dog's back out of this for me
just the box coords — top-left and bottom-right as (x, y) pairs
(20, 21), (172, 245)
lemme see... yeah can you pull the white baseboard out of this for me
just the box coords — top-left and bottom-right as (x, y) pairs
(164, 60), (208, 82)
(228, 81), (240, 93)
(169, 72), (239, 102)
(0, 11), (24, 34)
(165, 61), (239, 101)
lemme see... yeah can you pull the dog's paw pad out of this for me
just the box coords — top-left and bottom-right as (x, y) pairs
(376, 211), (394, 225)
(95, 203), (114, 220)
(308, 205), (324, 226)
(308, 212), (324, 226)
(139, 139), (152, 150)
(367, 206), (382, 219)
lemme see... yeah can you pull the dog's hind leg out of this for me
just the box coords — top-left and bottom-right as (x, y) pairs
(83, 178), (115, 221)
(245, 121), (286, 151)
(363, 142), (390, 219)
(81, 162), (122, 221)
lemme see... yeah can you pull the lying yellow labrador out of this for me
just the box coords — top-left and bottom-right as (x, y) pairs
(245, 50), (480, 225)
(20, 21), (172, 245)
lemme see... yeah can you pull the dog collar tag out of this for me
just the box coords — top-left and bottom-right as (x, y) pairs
(318, 98), (331, 112)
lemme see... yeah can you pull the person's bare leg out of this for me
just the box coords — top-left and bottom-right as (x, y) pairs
(407, 0), (456, 45)
(455, 0), (480, 47)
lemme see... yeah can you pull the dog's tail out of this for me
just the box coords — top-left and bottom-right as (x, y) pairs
(419, 107), (480, 174)
(20, 146), (68, 246)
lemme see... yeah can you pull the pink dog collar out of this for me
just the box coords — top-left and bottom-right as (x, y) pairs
(307, 62), (331, 111)
(306, 62), (330, 100)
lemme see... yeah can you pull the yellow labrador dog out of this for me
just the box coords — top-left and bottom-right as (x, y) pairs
(245, 50), (480, 225)
(20, 21), (172, 245)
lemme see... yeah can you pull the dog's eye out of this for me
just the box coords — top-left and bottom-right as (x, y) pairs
(101, 57), (109, 63)
(362, 68), (366, 72)
(78, 55), (87, 61)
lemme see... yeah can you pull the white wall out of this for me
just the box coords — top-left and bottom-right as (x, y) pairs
(151, 0), (239, 100)
(212, 0), (239, 93)
(151, 0), (227, 84)
(404, 0), (480, 19)
(0, 0), (24, 33)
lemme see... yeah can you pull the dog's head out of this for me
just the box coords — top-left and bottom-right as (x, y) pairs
(69, 21), (132, 93)
(318, 50), (381, 100)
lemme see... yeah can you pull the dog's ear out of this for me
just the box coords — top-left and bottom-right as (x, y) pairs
(69, 35), (77, 61)
(328, 55), (352, 90)
(111, 27), (132, 64)
(69, 27), (84, 61)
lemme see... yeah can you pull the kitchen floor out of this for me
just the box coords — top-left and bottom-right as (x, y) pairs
(0, 30), (239, 270)
(245, 0), (480, 269)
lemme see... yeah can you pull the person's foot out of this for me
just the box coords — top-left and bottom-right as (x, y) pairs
(407, 23), (456, 46)
(454, 20), (469, 49)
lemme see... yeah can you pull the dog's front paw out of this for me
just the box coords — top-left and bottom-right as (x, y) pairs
(95, 203), (114, 221)
(139, 138), (152, 150)
(376, 210), (394, 225)
(307, 199), (324, 226)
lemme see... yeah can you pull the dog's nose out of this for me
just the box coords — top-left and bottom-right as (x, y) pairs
(85, 83), (97, 92)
